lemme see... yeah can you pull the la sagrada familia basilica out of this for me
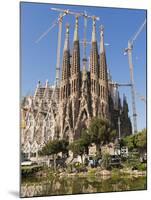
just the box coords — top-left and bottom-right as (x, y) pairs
(21, 17), (132, 157)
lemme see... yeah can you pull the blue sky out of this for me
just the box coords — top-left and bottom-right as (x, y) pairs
(20, 2), (146, 131)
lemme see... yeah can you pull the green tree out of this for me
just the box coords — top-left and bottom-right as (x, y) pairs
(59, 139), (69, 154)
(122, 129), (147, 154)
(88, 117), (117, 153)
(135, 129), (147, 154)
(101, 153), (111, 170)
(81, 129), (91, 154)
(69, 139), (85, 164)
(122, 135), (136, 150)
(39, 139), (68, 170)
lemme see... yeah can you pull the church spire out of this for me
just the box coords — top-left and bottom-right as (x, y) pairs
(90, 17), (99, 117)
(99, 25), (107, 81)
(60, 24), (70, 101)
(100, 25), (105, 54)
(71, 16), (80, 76)
(99, 25), (109, 119)
(61, 24), (70, 81)
(63, 24), (70, 51)
(91, 19), (96, 42)
(90, 18), (99, 78)
(74, 16), (79, 42)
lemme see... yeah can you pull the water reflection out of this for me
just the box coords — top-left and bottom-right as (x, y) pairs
(21, 175), (146, 197)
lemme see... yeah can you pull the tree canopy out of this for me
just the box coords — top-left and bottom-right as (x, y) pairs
(88, 117), (117, 146)
(69, 117), (117, 158)
(39, 139), (68, 156)
(68, 139), (85, 157)
(121, 129), (146, 153)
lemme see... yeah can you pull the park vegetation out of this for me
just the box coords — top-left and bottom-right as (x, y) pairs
(35, 118), (146, 174)
(121, 128), (146, 154)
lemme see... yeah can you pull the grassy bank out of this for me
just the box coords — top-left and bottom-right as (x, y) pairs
(21, 163), (146, 180)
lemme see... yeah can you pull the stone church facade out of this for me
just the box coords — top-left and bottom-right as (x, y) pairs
(21, 18), (132, 155)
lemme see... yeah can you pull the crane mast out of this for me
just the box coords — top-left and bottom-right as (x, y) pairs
(124, 19), (146, 134)
(51, 8), (99, 85)
(127, 41), (137, 134)
(55, 14), (62, 87)
(36, 7), (99, 87)
(82, 13), (100, 70)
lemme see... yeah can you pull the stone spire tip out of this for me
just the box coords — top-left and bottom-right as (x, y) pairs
(92, 19), (96, 42)
(64, 23), (70, 51)
(45, 79), (49, 87)
(74, 16), (79, 41)
(100, 25), (105, 54)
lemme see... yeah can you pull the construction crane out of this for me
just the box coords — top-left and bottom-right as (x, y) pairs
(109, 81), (132, 111)
(109, 81), (146, 105)
(51, 8), (99, 80)
(36, 8), (99, 87)
(124, 18), (146, 134)
(136, 92), (146, 104)
(81, 11), (100, 70)
(109, 82), (132, 87)
(35, 10), (69, 87)
(80, 39), (109, 71)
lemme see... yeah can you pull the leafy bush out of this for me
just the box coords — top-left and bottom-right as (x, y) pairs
(136, 163), (146, 171)
(73, 162), (87, 173)
(88, 168), (97, 175)
(21, 166), (43, 177)
(101, 153), (111, 170)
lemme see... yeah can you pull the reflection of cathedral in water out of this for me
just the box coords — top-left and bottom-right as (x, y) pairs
(21, 17), (132, 155)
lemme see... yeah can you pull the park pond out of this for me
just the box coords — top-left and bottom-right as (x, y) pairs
(21, 174), (146, 197)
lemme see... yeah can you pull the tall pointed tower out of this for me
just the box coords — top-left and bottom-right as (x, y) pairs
(90, 19), (99, 116)
(59, 24), (71, 139)
(70, 16), (81, 129)
(71, 16), (80, 96)
(60, 24), (70, 102)
(99, 25), (109, 119)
